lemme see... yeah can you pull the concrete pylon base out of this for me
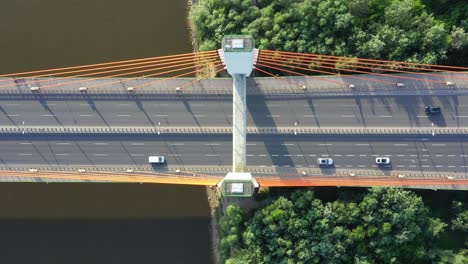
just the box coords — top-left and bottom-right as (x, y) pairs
(217, 172), (259, 197)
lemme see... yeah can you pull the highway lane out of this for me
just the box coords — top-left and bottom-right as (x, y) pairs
(1, 95), (468, 128)
(1, 134), (467, 173)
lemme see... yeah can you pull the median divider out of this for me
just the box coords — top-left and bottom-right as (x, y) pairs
(1, 126), (468, 135)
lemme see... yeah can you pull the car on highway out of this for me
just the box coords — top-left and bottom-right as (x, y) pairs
(425, 105), (441, 115)
(317, 158), (333, 166)
(149, 156), (165, 164)
(375, 157), (391, 165)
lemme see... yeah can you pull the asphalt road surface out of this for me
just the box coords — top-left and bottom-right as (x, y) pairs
(1, 95), (468, 128)
(1, 134), (467, 174)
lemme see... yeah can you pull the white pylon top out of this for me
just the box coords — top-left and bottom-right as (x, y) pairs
(219, 35), (255, 77)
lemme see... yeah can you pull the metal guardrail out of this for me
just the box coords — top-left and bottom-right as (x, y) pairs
(2, 126), (468, 135)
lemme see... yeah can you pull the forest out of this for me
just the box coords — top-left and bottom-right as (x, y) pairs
(219, 188), (468, 263)
(190, 0), (467, 65)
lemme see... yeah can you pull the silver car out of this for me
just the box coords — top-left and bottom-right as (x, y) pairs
(317, 158), (334, 166)
(375, 157), (391, 165)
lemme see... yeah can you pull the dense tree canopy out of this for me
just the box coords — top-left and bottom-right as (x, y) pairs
(451, 201), (468, 233)
(190, 0), (468, 64)
(219, 188), (463, 263)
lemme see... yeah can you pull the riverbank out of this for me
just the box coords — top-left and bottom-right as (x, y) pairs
(206, 186), (221, 264)
(187, 0), (198, 53)
(206, 186), (264, 264)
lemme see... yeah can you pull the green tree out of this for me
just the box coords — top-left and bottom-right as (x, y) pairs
(451, 201), (468, 232)
(219, 205), (245, 261)
(219, 188), (449, 263)
(189, 0), (468, 64)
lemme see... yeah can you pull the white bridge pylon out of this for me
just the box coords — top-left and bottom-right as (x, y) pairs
(217, 35), (259, 197)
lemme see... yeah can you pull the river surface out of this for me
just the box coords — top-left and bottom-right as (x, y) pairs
(0, 1), (212, 263)
(0, 0), (192, 74)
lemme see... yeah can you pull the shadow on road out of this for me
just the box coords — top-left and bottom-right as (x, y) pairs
(248, 77), (294, 167)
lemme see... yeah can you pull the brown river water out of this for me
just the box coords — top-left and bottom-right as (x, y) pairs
(0, 1), (213, 263)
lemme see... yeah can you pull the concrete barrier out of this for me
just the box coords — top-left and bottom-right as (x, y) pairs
(1, 126), (468, 135)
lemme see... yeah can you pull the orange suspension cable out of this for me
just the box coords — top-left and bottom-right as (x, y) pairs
(259, 58), (353, 78)
(254, 66), (305, 87)
(252, 62), (348, 85)
(133, 62), (224, 89)
(38, 57), (220, 89)
(258, 57), (446, 84)
(85, 60), (222, 90)
(0, 53), (219, 89)
(258, 55), (397, 85)
(0, 52), (218, 85)
(0, 50), (217, 78)
(255, 62), (348, 86)
(0, 170), (222, 186)
(262, 49), (468, 70)
(260, 51), (468, 81)
(175, 65), (226, 91)
(262, 50), (467, 76)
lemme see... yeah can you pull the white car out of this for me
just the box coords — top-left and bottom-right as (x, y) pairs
(317, 158), (334, 166)
(375, 157), (391, 165)
(149, 156), (165, 164)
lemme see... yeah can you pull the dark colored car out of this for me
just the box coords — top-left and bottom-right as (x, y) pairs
(425, 106), (441, 115)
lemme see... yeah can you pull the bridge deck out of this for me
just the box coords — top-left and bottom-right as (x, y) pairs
(1, 73), (468, 189)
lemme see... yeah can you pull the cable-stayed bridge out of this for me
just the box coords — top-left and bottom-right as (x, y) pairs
(1, 36), (468, 195)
